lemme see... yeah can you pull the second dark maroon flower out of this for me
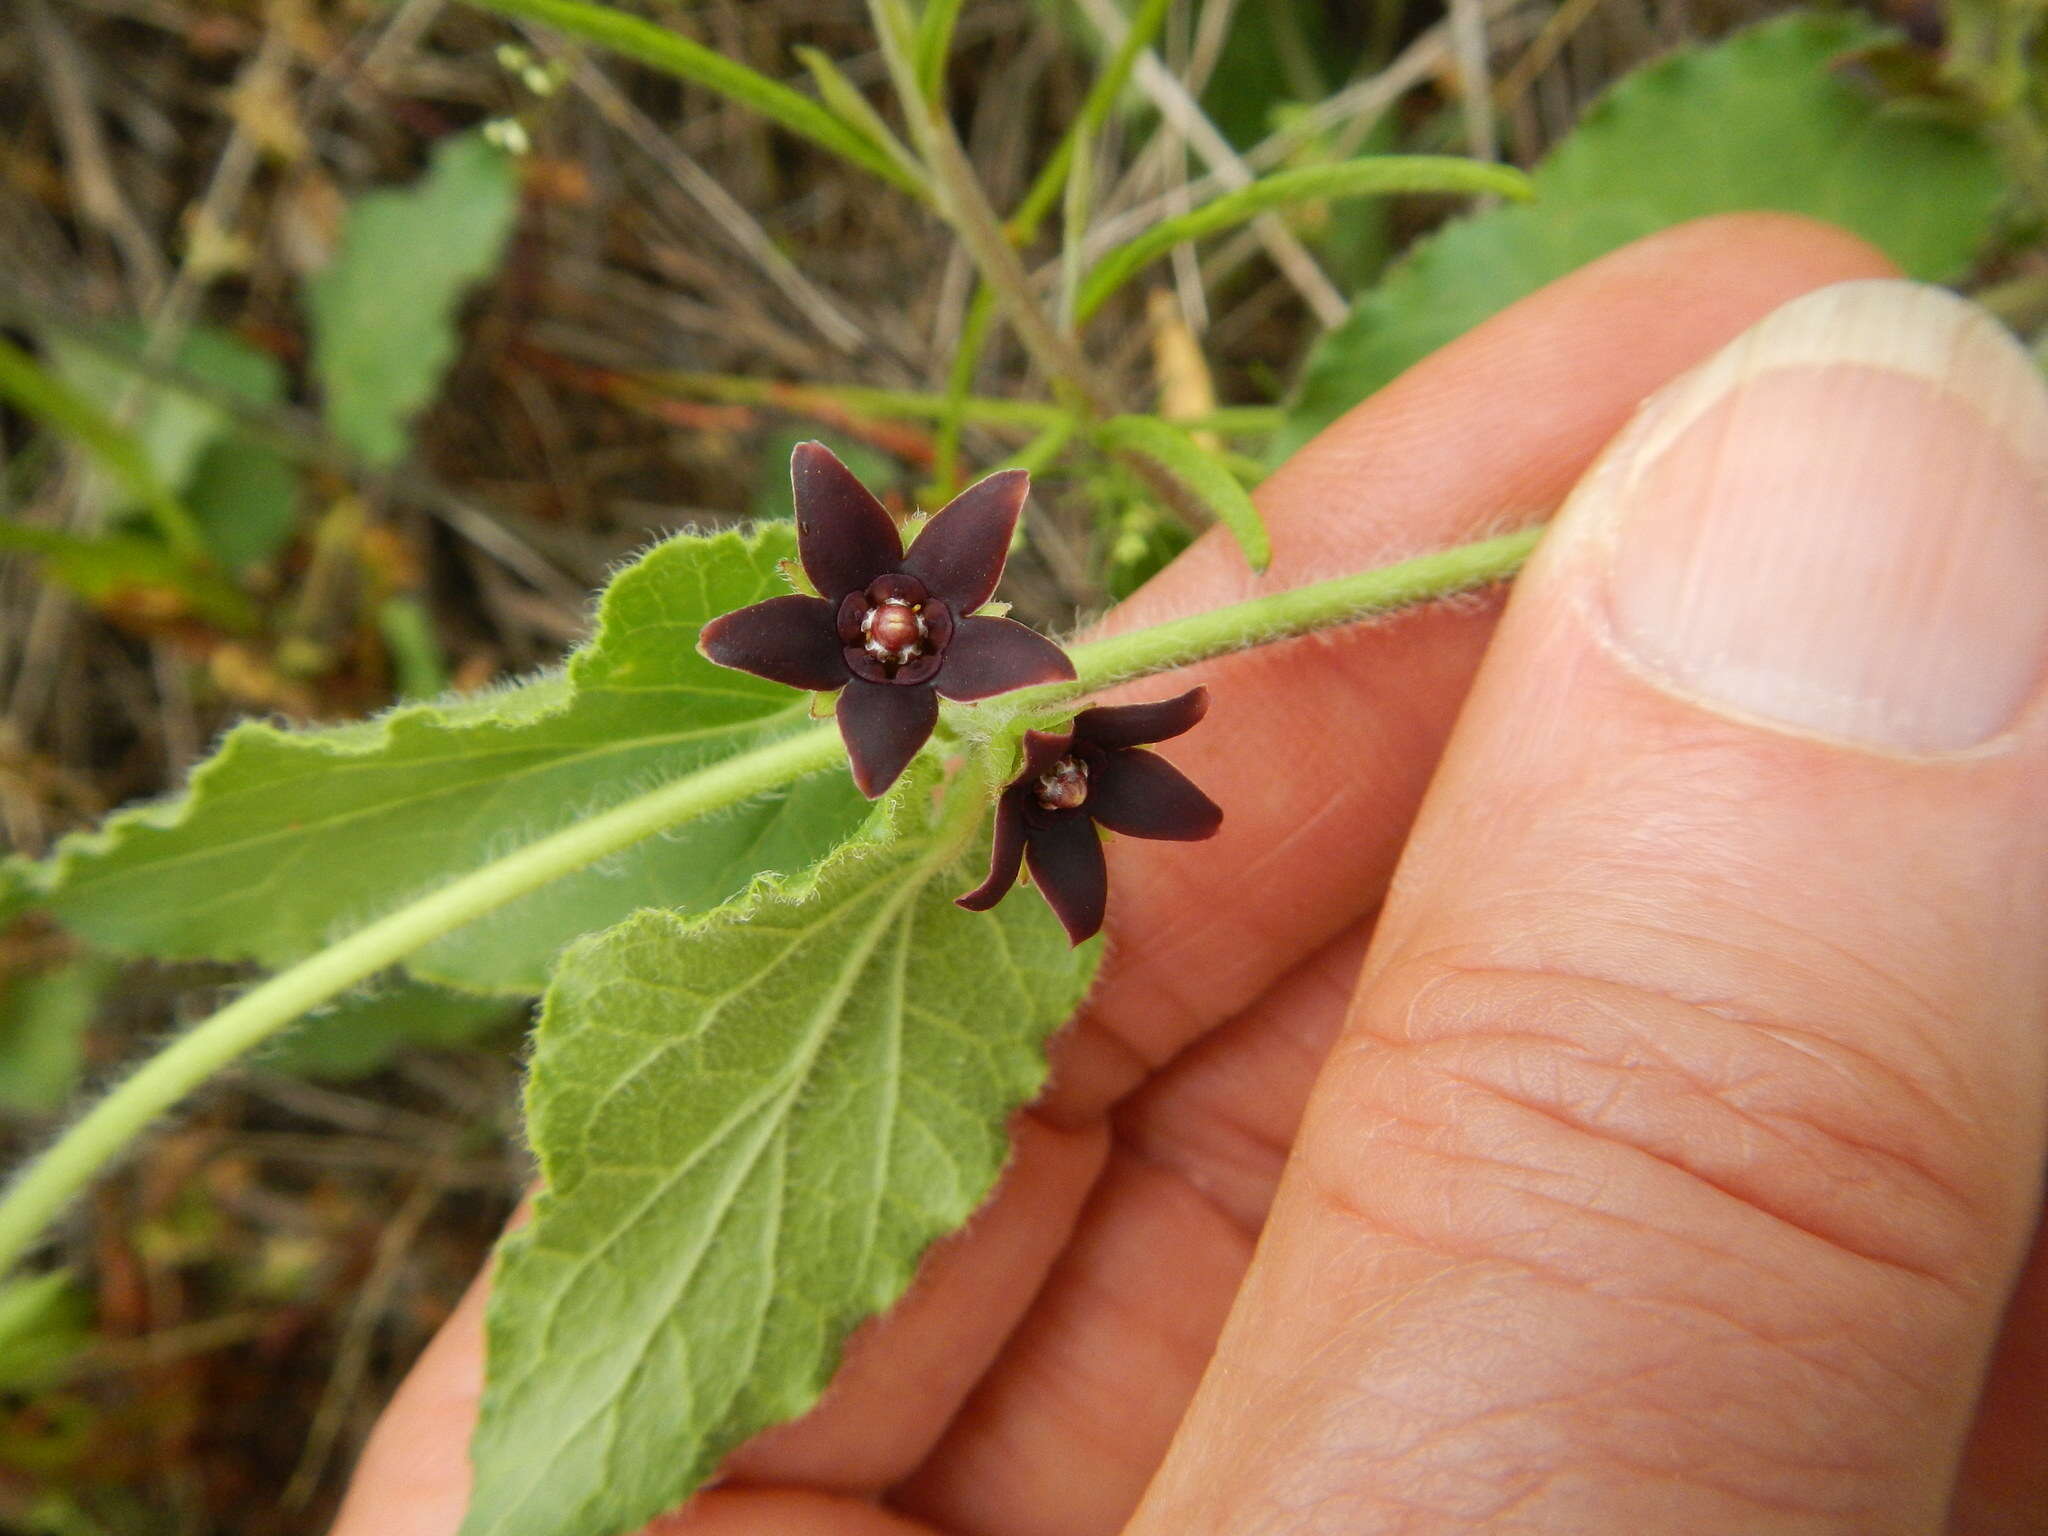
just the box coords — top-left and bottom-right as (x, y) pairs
(957, 686), (1222, 945)
(699, 442), (1076, 797)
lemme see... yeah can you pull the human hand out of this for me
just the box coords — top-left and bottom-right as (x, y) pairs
(333, 215), (2048, 1536)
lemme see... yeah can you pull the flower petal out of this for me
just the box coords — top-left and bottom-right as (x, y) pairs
(698, 595), (848, 691)
(1074, 685), (1210, 750)
(954, 792), (1028, 912)
(1023, 812), (1108, 946)
(793, 441), (903, 600)
(837, 679), (938, 798)
(1086, 749), (1222, 841)
(901, 468), (1028, 611)
(933, 616), (1076, 702)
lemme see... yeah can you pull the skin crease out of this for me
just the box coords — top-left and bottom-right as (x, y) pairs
(330, 215), (2048, 1536)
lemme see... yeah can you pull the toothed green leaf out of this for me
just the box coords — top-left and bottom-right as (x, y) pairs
(461, 811), (1098, 1536)
(14, 524), (871, 994)
(308, 130), (521, 466)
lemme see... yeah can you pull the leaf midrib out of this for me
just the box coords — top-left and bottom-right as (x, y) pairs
(473, 855), (932, 1535)
(55, 698), (812, 906)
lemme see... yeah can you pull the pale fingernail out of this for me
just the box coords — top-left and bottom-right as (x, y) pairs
(1591, 279), (2048, 753)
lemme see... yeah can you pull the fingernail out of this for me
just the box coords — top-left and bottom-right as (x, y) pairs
(1593, 279), (2048, 753)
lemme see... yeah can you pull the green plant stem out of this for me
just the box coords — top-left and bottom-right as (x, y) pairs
(935, 0), (1174, 492)
(1065, 526), (1540, 688)
(0, 724), (844, 1277)
(0, 522), (1542, 1277)
(864, 0), (1112, 414)
(638, 372), (1207, 431)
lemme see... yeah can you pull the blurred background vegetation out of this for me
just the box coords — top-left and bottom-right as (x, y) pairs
(0, 0), (2043, 1528)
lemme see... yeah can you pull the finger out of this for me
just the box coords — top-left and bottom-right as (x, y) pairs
(1131, 281), (2048, 1534)
(1061, 212), (1899, 1113)
(893, 922), (1369, 1536)
(646, 1489), (938, 1535)
(1953, 1201), (2048, 1534)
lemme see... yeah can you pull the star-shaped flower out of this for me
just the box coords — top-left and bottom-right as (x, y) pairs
(957, 686), (1222, 945)
(699, 442), (1077, 798)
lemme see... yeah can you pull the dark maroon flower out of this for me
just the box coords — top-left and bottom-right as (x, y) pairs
(699, 442), (1077, 798)
(957, 686), (1221, 945)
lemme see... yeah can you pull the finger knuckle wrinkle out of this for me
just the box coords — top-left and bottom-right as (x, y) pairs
(1335, 959), (1998, 1293)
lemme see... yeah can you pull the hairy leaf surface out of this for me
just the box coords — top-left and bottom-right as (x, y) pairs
(1278, 12), (2005, 455)
(16, 525), (871, 994)
(462, 813), (1098, 1536)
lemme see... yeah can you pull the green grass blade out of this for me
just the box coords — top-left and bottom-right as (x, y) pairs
(0, 514), (254, 629)
(914, 0), (968, 101)
(791, 45), (923, 185)
(1097, 414), (1271, 572)
(1011, 0), (1174, 241)
(453, 0), (925, 195)
(933, 0), (1172, 487)
(0, 334), (207, 562)
(1075, 155), (1534, 324)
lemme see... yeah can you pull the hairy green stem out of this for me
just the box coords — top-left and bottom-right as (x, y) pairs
(1058, 524), (1538, 701)
(0, 725), (844, 1275)
(0, 523), (1542, 1276)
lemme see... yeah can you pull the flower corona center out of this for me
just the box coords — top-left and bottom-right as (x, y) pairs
(861, 600), (928, 664)
(1033, 757), (1089, 813)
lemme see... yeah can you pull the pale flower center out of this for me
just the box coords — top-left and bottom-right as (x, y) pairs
(861, 600), (928, 664)
(1033, 757), (1089, 812)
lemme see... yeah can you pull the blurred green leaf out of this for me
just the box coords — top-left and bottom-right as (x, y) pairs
(182, 439), (299, 572)
(376, 595), (451, 701)
(47, 325), (298, 573)
(914, 0), (967, 100)
(790, 46), (920, 183)
(0, 335), (204, 562)
(0, 958), (109, 1117)
(307, 131), (521, 467)
(1198, 0), (1358, 150)
(1278, 12), (2007, 456)
(0, 1272), (91, 1393)
(0, 516), (255, 630)
(262, 981), (520, 1079)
